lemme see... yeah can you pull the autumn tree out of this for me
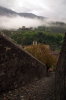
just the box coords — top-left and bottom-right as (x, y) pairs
(26, 44), (57, 70)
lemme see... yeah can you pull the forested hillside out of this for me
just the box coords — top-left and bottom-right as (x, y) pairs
(2, 29), (64, 51)
(36, 22), (66, 33)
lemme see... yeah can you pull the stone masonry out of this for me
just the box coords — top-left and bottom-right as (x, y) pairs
(0, 32), (46, 93)
(55, 33), (66, 100)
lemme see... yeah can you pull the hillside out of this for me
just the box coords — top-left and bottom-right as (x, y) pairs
(0, 6), (17, 16)
(0, 6), (44, 19)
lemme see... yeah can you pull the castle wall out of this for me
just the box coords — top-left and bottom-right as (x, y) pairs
(55, 33), (66, 100)
(0, 32), (46, 93)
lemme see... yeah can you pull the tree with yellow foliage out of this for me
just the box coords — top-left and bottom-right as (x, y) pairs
(26, 44), (57, 70)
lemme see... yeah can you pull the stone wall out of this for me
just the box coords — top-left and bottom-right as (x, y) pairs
(0, 32), (46, 93)
(55, 33), (66, 100)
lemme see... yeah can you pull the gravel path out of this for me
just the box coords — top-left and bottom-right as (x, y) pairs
(0, 72), (55, 100)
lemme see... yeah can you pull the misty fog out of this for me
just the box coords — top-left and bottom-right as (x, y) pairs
(0, 16), (45, 30)
(0, 15), (66, 30)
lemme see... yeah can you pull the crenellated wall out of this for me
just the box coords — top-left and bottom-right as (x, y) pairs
(0, 32), (46, 93)
(55, 33), (66, 100)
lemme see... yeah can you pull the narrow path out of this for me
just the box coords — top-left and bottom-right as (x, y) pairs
(0, 72), (55, 100)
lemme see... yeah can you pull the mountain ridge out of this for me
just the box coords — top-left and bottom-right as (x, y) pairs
(0, 6), (45, 20)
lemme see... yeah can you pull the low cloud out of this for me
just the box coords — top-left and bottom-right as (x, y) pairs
(45, 18), (66, 23)
(0, 16), (46, 29)
(0, 15), (66, 30)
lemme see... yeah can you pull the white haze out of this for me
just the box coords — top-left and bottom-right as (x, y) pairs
(0, 16), (45, 30)
(0, 16), (66, 30)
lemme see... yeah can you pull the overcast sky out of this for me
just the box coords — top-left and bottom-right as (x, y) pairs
(0, 0), (66, 18)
